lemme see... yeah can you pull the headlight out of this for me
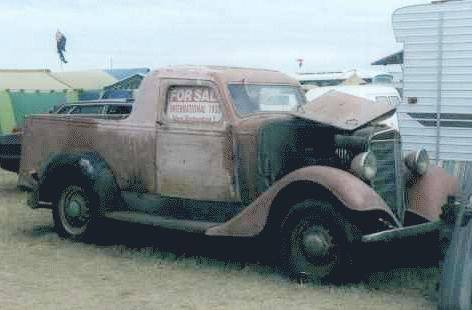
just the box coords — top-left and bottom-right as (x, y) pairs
(404, 149), (429, 176)
(350, 152), (377, 181)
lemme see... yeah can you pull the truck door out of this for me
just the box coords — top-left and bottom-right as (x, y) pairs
(155, 80), (238, 202)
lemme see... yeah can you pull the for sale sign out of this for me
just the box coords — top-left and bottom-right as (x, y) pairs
(167, 86), (223, 123)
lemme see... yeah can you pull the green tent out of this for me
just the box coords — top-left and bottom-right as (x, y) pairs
(0, 69), (80, 134)
(0, 90), (78, 134)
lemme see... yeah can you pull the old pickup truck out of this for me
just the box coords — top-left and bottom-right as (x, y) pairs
(18, 66), (460, 281)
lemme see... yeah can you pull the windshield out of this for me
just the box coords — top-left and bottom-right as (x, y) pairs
(228, 84), (305, 116)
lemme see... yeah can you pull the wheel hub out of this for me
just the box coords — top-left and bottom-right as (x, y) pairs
(61, 186), (90, 230)
(302, 227), (332, 259)
(65, 199), (82, 218)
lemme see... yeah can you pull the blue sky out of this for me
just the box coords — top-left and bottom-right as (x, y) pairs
(0, 0), (424, 73)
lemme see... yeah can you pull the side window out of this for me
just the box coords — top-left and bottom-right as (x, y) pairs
(70, 105), (104, 114)
(56, 105), (74, 114)
(166, 86), (223, 123)
(107, 105), (132, 115)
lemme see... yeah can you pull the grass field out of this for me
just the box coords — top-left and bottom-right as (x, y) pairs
(0, 169), (440, 309)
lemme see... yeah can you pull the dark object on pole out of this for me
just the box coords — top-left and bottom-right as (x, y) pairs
(438, 205), (472, 310)
(296, 58), (303, 70)
(56, 30), (68, 64)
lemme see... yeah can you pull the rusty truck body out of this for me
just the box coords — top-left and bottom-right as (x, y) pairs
(18, 66), (460, 281)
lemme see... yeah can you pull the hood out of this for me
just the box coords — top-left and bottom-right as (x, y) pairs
(291, 90), (396, 131)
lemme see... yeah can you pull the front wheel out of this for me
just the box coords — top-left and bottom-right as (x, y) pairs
(438, 208), (472, 310)
(52, 183), (97, 240)
(280, 199), (358, 282)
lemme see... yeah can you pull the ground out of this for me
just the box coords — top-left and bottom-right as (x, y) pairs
(0, 169), (440, 309)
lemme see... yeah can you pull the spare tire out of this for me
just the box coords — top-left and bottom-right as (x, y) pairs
(438, 207), (472, 310)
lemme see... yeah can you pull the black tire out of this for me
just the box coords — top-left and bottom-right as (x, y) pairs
(438, 209), (472, 310)
(52, 177), (99, 241)
(280, 199), (358, 282)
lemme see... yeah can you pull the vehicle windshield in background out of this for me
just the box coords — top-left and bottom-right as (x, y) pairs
(375, 95), (401, 106)
(55, 105), (74, 114)
(228, 84), (305, 116)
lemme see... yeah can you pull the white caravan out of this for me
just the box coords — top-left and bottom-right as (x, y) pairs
(393, 0), (472, 201)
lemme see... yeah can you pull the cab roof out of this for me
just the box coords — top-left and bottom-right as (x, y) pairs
(153, 65), (300, 85)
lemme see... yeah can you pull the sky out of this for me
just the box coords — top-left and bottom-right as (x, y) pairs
(0, 0), (426, 73)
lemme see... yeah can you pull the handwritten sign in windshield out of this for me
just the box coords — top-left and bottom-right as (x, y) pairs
(167, 86), (222, 123)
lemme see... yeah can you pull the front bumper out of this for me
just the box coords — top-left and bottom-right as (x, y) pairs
(361, 198), (464, 244)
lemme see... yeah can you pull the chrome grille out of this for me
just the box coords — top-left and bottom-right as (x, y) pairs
(369, 130), (405, 221)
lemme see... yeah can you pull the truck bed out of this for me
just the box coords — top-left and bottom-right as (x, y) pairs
(18, 114), (157, 193)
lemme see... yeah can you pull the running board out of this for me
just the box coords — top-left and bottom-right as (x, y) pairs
(361, 221), (442, 243)
(104, 211), (218, 234)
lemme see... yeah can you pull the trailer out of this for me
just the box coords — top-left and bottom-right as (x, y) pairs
(392, 0), (472, 202)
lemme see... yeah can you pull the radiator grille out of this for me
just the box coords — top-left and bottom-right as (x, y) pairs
(369, 130), (405, 221)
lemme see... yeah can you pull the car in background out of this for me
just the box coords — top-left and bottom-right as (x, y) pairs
(51, 100), (133, 115)
(305, 84), (401, 105)
(0, 100), (133, 173)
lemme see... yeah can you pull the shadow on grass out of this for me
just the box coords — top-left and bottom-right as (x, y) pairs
(99, 220), (440, 282)
(28, 225), (56, 237)
(25, 218), (441, 298)
(94, 220), (266, 265)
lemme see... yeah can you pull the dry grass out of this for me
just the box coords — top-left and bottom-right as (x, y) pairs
(0, 169), (439, 309)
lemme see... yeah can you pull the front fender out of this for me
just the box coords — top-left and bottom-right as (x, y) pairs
(206, 165), (397, 237)
(407, 165), (459, 222)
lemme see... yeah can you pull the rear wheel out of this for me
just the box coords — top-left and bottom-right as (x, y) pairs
(280, 199), (357, 282)
(52, 181), (97, 240)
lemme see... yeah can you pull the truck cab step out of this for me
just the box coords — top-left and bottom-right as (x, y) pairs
(104, 211), (218, 234)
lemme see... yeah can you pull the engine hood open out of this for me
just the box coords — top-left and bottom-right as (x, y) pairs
(291, 90), (396, 131)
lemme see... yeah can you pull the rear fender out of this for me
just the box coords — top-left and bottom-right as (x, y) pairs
(36, 152), (121, 214)
(407, 166), (459, 222)
(206, 165), (398, 237)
